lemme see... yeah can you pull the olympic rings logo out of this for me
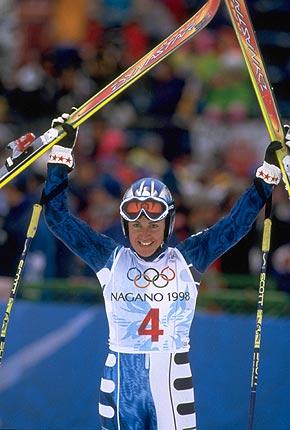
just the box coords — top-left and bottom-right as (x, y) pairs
(127, 267), (175, 288)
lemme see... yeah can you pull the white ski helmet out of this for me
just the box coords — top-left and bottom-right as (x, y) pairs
(120, 177), (175, 240)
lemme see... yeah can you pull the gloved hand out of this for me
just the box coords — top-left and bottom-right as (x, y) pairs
(48, 111), (79, 170)
(256, 130), (290, 186)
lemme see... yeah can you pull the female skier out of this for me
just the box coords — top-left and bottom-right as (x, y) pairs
(43, 114), (289, 430)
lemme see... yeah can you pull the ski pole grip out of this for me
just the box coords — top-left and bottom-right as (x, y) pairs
(262, 218), (272, 253)
(27, 204), (42, 238)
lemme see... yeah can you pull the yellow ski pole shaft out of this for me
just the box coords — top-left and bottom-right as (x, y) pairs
(248, 198), (272, 430)
(0, 204), (42, 363)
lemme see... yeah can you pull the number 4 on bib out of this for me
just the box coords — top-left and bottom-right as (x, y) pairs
(138, 308), (164, 342)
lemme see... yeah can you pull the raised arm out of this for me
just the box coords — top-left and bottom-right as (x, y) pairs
(178, 138), (290, 273)
(177, 179), (271, 273)
(43, 114), (118, 273)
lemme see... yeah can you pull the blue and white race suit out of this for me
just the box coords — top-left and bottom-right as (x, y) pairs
(44, 165), (272, 430)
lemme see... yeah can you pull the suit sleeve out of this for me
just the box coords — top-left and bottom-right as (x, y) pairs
(43, 164), (118, 272)
(177, 180), (272, 273)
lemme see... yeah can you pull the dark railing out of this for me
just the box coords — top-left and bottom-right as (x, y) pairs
(8, 274), (289, 317)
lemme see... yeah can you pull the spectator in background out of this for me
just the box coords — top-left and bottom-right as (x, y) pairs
(268, 185), (290, 292)
(0, 176), (57, 280)
(271, 244), (290, 293)
(7, 52), (57, 135)
(0, 179), (32, 277)
(147, 62), (192, 161)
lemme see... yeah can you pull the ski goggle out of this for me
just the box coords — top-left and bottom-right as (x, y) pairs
(120, 198), (169, 222)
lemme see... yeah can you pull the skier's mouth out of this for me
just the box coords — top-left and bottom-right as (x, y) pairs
(138, 240), (154, 247)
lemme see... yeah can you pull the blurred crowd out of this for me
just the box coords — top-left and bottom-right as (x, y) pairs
(0, 0), (289, 293)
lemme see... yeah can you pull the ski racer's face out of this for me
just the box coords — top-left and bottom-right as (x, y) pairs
(128, 216), (165, 258)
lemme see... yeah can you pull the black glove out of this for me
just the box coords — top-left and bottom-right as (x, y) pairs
(264, 140), (283, 166)
(51, 112), (78, 149)
(256, 141), (282, 185)
(48, 112), (79, 170)
(256, 135), (290, 186)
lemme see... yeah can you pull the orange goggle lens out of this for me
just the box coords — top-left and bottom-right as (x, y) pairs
(121, 199), (167, 221)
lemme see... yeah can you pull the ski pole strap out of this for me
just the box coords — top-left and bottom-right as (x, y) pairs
(40, 179), (68, 205)
(264, 195), (272, 220)
(253, 177), (273, 202)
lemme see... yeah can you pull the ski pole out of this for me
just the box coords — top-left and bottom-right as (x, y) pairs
(0, 203), (42, 364)
(247, 197), (272, 430)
